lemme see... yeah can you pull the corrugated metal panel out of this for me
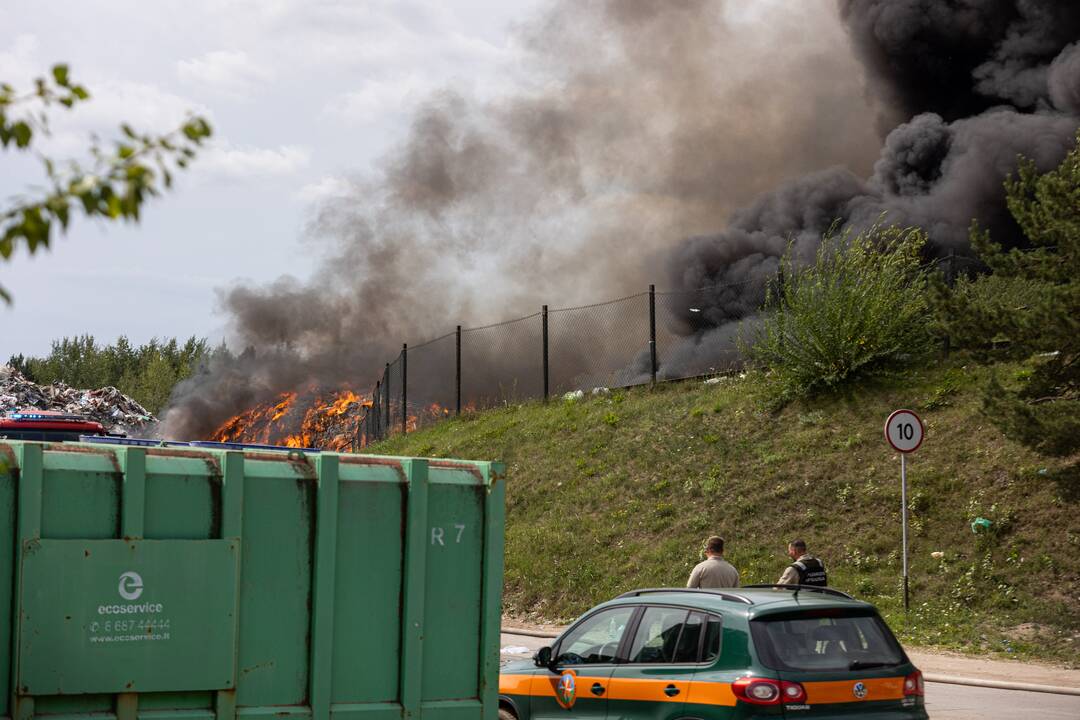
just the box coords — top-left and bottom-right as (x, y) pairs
(0, 441), (505, 720)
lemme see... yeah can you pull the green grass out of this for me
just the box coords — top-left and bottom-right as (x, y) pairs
(368, 360), (1080, 666)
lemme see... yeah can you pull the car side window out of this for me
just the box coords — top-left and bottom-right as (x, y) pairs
(672, 612), (705, 662)
(627, 607), (690, 664)
(702, 614), (722, 662)
(557, 606), (635, 665)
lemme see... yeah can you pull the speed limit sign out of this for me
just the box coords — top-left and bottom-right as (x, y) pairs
(885, 408), (924, 613)
(885, 409), (924, 453)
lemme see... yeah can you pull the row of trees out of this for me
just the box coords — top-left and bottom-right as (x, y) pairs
(8, 336), (226, 415)
(750, 130), (1079, 459)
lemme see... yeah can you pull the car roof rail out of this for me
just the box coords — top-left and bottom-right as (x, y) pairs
(740, 583), (855, 600)
(616, 588), (754, 605)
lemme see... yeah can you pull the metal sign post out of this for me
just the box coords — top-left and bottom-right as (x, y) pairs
(884, 409), (924, 612)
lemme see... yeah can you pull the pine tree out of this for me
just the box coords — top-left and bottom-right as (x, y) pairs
(938, 130), (1080, 456)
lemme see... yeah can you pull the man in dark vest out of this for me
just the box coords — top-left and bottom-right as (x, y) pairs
(777, 538), (828, 587)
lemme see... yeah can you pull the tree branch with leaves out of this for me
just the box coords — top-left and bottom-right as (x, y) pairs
(0, 64), (212, 301)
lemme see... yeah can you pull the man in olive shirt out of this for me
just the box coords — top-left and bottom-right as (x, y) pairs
(777, 538), (828, 587)
(687, 536), (740, 588)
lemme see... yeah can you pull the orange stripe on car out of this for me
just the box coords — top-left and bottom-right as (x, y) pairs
(803, 677), (905, 704)
(684, 681), (738, 707)
(528, 674), (560, 698)
(500, 674), (536, 695)
(607, 678), (691, 702)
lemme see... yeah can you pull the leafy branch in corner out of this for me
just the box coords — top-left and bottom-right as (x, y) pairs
(0, 64), (212, 302)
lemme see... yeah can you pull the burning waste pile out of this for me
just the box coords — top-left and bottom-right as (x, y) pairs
(208, 388), (371, 452)
(0, 365), (155, 435)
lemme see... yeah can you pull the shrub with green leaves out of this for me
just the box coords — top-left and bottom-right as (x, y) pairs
(744, 224), (934, 403)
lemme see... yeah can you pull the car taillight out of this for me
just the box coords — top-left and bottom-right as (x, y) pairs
(732, 678), (781, 705)
(904, 670), (925, 696)
(780, 680), (807, 703)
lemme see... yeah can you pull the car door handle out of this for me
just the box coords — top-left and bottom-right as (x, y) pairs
(591, 683), (605, 696)
(664, 684), (680, 697)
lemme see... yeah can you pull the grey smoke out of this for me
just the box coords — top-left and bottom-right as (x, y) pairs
(162, 0), (878, 440)
(163, 0), (1080, 440)
(1049, 42), (1080, 115)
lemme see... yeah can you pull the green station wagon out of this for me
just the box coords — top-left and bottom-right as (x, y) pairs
(499, 585), (927, 719)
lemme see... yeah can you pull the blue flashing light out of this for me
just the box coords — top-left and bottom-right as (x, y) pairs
(8, 412), (91, 422)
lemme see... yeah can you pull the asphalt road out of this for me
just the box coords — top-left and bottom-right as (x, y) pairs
(924, 682), (1080, 719)
(500, 632), (1080, 720)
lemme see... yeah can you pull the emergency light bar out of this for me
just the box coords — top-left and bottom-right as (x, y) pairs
(6, 412), (89, 422)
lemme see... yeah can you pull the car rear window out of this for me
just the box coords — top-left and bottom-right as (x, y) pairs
(750, 610), (905, 672)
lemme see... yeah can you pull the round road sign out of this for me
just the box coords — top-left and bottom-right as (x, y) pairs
(885, 409), (924, 453)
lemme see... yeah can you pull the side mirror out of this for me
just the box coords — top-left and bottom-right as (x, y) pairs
(533, 646), (554, 670)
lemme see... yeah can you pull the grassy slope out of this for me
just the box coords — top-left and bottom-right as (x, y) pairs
(369, 360), (1080, 665)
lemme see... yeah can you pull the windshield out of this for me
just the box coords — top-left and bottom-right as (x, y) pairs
(750, 610), (906, 672)
(557, 606), (635, 665)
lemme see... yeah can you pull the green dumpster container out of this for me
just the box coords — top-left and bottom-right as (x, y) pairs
(0, 440), (505, 720)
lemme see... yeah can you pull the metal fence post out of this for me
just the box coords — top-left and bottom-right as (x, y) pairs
(401, 344), (408, 435)
(374, 380), (381, 440)
(384, 363), (391, 435)
(456, 325), (462, 416)
(542, 305), (549, 402)
(649, 285), (657, 385)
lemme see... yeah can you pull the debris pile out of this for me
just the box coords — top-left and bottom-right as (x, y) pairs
(0, 365), (156, 435)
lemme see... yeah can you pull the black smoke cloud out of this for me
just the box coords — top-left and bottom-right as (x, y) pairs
(163, 0), (879, 439)
(838, 0), (1080, 129)
(663, 0), (1080, 376)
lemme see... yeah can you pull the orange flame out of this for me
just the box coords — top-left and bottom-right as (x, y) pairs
(209, 387), (372, 451)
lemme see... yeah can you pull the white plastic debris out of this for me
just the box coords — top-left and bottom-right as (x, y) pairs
(931, 551), (945, 559)
(563, 390), (585, 401)
(501, 645), (532, 655)
(704, 377), (722, 385)
(591, 386), (610, 395)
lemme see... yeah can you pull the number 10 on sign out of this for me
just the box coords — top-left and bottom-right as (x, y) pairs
(885, 409), (924, 611)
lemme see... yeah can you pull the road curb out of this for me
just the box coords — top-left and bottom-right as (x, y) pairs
(501, 628), (558, 639)
(500, 629), (1080, 697)
(924, 674), (1080, 697)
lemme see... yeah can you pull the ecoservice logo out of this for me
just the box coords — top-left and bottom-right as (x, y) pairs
(118, 571), (144, 601)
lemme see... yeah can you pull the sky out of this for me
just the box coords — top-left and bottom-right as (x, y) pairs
(0, 0), (543, 359)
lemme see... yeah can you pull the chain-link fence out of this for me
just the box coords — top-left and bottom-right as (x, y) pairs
(549, 293), (650, 394)
(355, 250), (986, 447)
(462, 313), (544, 410)
(355, 283), (749, 447)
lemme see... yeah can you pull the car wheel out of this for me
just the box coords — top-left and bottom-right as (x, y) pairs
(499, 708), (517, 720)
